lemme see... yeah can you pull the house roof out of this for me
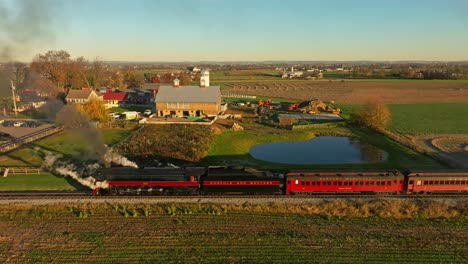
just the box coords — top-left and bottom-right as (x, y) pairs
(103, 92), (127, 101)
(66, 89), (101, 100)
(155, 86), (220, 103)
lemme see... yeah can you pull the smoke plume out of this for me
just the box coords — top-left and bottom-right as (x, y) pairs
(0, 0), (58, 62)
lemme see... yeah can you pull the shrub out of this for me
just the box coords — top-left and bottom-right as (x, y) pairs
(116, 124), (215, 162)
(350, 100), (391, 131)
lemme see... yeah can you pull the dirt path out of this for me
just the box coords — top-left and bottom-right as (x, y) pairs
(412, 135), (468, 169)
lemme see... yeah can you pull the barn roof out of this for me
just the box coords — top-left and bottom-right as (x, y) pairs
(155, 86), (220, 103)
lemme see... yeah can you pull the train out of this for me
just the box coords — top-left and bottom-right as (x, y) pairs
(92, 166), (468, 196)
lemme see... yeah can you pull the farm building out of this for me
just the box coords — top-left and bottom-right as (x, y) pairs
(155, 71), (223, 117)
(65, 89), (103, 104)
(102, 91), (128, 109)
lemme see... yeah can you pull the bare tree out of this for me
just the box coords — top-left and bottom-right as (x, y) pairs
(30, 50), (71, 90)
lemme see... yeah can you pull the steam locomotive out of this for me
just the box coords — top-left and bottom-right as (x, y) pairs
(93, 166), (468, 195)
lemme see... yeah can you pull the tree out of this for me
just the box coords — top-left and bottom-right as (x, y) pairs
(89, 58), (106, 88)
(68, 56), (91, 89)
(74, 98), (109, 122)
(177, 73), (192, 86)
(350, 100), (391, 131)
(30, 50), (71, 90)
(161, 73), (174, 83)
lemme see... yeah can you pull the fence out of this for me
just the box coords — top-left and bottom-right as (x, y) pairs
(1, 167), (43, 176)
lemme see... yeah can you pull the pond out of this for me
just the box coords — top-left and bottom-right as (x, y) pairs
(249, 136), (388, 164)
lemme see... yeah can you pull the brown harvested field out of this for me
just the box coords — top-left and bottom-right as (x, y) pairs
(223, 80), (468, 103)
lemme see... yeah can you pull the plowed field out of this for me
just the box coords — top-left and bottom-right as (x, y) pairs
(224, 81), (468, 103)
(1, 202), (467, 263)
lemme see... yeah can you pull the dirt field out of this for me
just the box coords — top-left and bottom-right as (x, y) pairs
(224, 81), (468, 103)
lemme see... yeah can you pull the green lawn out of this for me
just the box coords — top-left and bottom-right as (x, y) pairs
(101, 128), (133, 146)
(388, 102), (468, 134)
(0, 128), (133, 167)
(0, 173), (78, 191)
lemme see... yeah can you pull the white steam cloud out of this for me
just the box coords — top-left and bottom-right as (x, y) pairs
(42, 152), (109, 190)
(103, 147), (138, 168)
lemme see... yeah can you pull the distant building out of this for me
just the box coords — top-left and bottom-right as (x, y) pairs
(281, 66), (303, 78)
(155, 70), (222, 117)
(65, 89), (103, 104)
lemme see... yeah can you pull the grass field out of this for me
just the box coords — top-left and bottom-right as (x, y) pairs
(0, 173), (78, 191)
(0, 128), (133, 167)
(211, 69), (281, 81)
(388, 103), (468, 134)
(1, 201), (466, 263)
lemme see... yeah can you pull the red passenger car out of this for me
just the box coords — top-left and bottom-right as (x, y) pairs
(286, 170), (405, 195)
(406, 171), (468, 194)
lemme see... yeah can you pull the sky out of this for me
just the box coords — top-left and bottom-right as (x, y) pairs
(2, 0), (468, 62)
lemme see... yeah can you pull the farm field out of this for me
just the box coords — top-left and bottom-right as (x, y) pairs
(0, 173), (78, 191)
(388, 103), (468, 134)
(385, 103), (468, 168)
(211, 69), (281, 81)
(223, 80), (468, 103)
(0, 201), (466, 263)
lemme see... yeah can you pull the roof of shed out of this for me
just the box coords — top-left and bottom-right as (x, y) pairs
(66, 89), (101, 100)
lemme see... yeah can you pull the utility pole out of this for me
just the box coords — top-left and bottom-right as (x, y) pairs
(10, 80), (18, 118)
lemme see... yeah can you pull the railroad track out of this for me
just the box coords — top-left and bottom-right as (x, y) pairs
(0, 192), (467, 200)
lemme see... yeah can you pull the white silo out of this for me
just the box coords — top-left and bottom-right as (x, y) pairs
(200, 69), (210, 87)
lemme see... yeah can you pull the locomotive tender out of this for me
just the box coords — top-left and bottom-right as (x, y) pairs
(93, 167), (468, 195)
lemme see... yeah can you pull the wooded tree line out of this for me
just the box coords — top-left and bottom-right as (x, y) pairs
(146, 72), (194, 86)
(29, 50), (149, 91)
(1, 50), (150, 98)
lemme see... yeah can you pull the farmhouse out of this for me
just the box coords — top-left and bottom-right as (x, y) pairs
(155, 70), (222, 117)
(65, 89), (103, 104)
(102, 91), (127, 109)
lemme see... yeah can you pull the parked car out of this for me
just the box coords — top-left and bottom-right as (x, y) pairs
(2, 121), (14, 127)
(109, 113), (120, 119)
(143, 109), (152, 116)
(0, 132), (13, 140)
(23, 121), (38, 127)
(13, 121), (24, 127)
